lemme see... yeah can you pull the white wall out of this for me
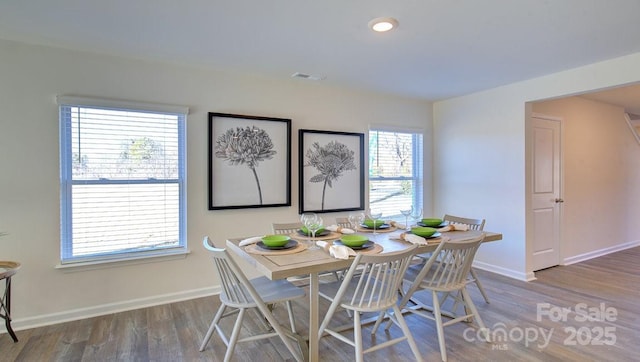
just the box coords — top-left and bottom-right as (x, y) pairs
(434, 52), (640, 280)
(533, 97), (640, 261)
(433, 89), (527, 278)
(0, 39), (432, 329)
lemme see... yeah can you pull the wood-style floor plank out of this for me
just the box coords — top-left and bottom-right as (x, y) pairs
(1, 247), (639, 361)
(80, 313), (117, 361)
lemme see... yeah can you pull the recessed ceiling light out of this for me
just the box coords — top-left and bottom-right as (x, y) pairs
(368, 17), (398, 32)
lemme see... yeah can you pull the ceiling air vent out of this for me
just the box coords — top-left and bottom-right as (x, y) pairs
(291, 72), (325, 81)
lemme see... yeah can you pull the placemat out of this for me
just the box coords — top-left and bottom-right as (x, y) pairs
(288, 230), (342, 241)
(321, 240), (384, 255)
(354, 242), (384, 255)
(244, 241), (308, 255)
(425, 236), (444, 244)
(391, 235), (449, 245)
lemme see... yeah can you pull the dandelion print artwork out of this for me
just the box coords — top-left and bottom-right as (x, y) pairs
(215, 126), (276, 204)
(304, 140), (357, 210)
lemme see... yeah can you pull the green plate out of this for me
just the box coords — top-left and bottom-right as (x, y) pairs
(339, 234), (368, 247)
(363, 219), (385, 228)
(261, 235), (291, 247)
(421, 218), (443, 227)
(411, 226), (437, 238)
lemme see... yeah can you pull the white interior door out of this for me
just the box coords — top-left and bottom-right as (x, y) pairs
(531, 115), (562, 271)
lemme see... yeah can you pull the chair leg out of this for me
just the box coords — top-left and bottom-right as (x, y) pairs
(285, 300), (297, 334)
(461, 288), (490, 342)
(371, 310), (386, 334)
(353, 311), (364, 362)
(441, 290), (467, 319)
(432, 290), (448, 362)
(470, 268), (490, 303)
(392, 304), (423, 362)
(224, 308), (246, 362)
(258, 303), (304, 362)
(383, 291), (418, 331)
(318, 290), (344, 339)
(383, 311), (394, 331)
(199, 304), (227, 351)
(291, 331), (309, 362)
(254, 304), (273, 331)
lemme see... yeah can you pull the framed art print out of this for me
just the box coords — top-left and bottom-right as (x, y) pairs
(209, 112), (291, 210)
(299, 129), (364, 213)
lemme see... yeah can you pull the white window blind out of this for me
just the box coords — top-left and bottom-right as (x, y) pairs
(369, 129), (423, 220)
(58, 97), (187, 264)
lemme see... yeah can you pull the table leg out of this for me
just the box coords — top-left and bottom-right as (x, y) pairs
(309, 272), (319, 362)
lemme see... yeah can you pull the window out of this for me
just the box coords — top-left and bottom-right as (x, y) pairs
(368, 128), (423, 220)
(58, 96), (188, 264)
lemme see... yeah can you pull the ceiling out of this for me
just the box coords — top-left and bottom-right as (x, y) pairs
(579, 84), (640, 116)
(2, 0), (640, 104)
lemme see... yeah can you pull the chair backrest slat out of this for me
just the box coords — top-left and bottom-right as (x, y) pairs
(203, 237), (259, 306)
(350, 264), (370, 307)
(218, 258), (252, 304)
(443, 214), (485, 231)
(415, 234), (485, 291)
(272, 222), (303, 235)
(335, 217), (351, 228)
(340, 245), (418, 312)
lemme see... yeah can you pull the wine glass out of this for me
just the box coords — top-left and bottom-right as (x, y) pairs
(300, 212), (318, 248)
(300, 212), (316, 225)
(410, 207), (423, 227)
(368, 210), (383, 235)
(400, 206), (413, 230)
(304, 215), (323, 250)
(348, 212), (365, 230)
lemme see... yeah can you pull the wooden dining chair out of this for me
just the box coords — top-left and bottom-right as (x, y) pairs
(335, 217), (351, 228)
(317, 245), (423, 362)
(442, 214), (490, 303)
(443, 214), (485, 231)
(378, 234), (488, 362)
(272, 222), (303, 235)
(199, 237), (307, 362)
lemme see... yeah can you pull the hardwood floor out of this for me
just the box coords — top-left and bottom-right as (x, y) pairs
(2, 247), (639, 361)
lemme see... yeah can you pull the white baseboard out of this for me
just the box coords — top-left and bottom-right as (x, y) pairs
(523, 271), (537, 281)
(562, 240), (640, 265)
(1, 286), (220, 334)
(472, 260), (534, 281)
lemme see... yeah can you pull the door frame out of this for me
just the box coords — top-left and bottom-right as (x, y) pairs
(525, 111), (564, 277)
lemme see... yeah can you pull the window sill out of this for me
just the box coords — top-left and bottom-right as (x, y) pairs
(55, 249), (191, 273)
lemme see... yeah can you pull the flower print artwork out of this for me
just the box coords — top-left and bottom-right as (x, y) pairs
(208, 112), (291, 210)
(215, 126), (276, 204)
(304, 140), (357, 210)
(299, 130), (364, 213)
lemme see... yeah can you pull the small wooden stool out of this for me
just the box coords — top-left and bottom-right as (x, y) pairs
(0, 261), (20, 342)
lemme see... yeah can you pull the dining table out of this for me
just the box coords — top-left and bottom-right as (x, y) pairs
(225, 224), (502, 362)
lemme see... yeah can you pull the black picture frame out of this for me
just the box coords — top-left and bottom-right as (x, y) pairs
(209, 112), (291, 210)
(299, 129), (364, 214)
